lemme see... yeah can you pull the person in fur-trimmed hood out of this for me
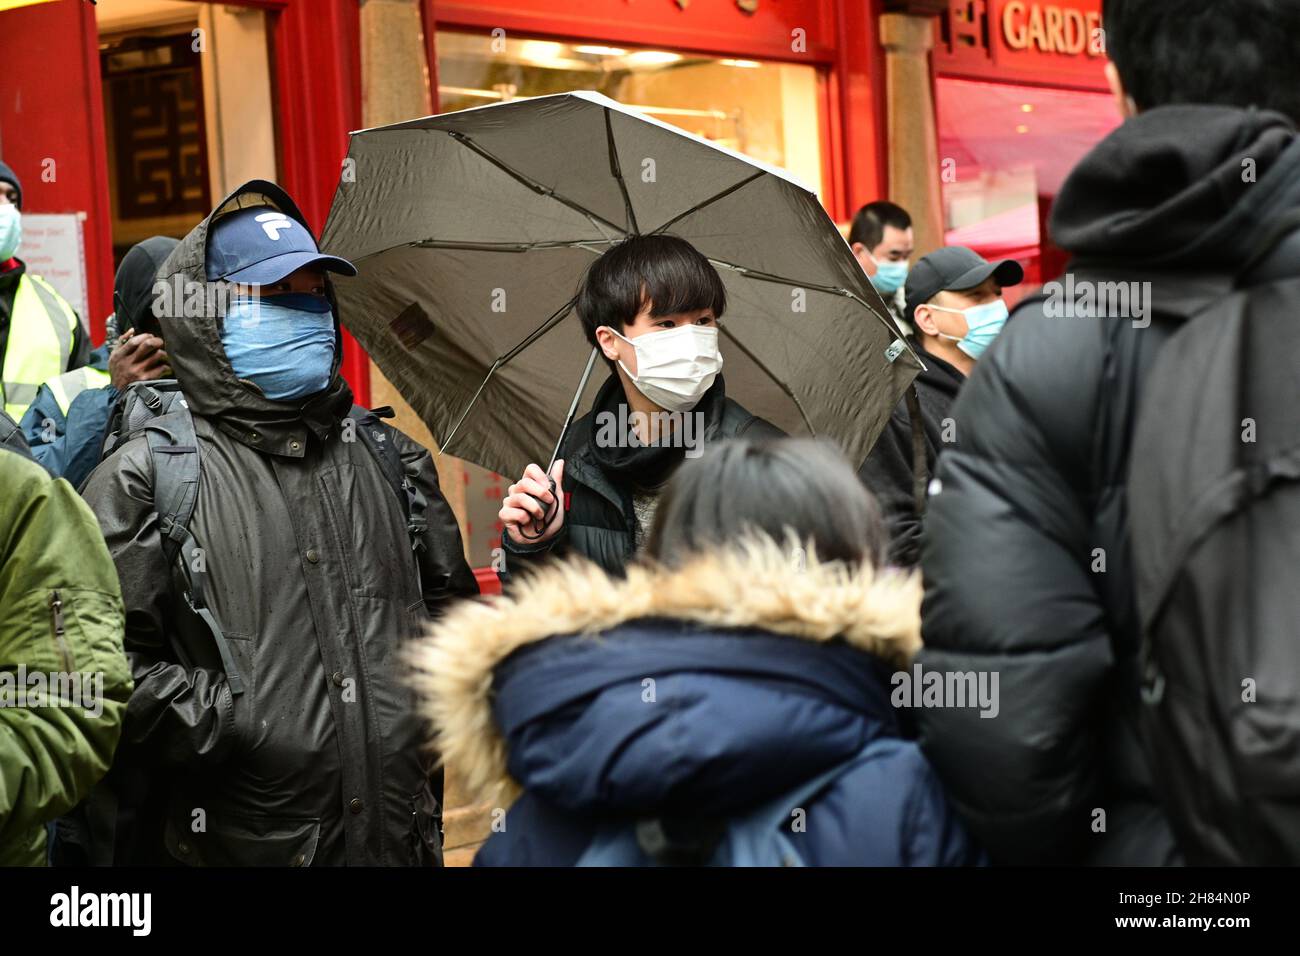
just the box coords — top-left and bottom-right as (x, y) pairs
(412, 438), (982, 866)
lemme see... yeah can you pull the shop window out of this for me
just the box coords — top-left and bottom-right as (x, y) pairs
(99, 1), (276, 269)
(101, 31), (211, 264)
(435, 32), (825, 200)
(936, 76), (1120, 304)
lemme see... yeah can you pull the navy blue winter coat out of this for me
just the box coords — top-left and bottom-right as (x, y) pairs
(412, 539), (983, 866)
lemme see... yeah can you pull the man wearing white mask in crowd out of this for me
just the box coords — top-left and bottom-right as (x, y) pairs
(858, 245), (1021, 568)
(848, 201), (914, 328)
(0, 160), (88, 422)
(501, 235), (782, 577)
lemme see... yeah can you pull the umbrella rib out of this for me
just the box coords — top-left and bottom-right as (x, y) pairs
(407, 238), (620, 254)
(707, 257), (921, 362)
(604, 108), (640, 236)
(446, 129), (630, 241)
(498, 293), (581, 366)
(717, 324), (817, 437)
(647, 170), (765, 236)
(437, 294), (581, 457)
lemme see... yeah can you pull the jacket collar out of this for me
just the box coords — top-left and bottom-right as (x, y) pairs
(913, 342), (966, 397)
(409, 537), (921, 806)
(566, 373), (732, 509)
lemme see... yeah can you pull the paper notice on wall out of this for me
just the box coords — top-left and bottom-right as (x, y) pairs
(20, 213), (89, 330)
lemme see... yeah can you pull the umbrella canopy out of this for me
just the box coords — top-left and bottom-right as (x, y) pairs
(321, 90), (921, 479)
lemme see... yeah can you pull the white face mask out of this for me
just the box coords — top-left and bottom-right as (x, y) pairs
(609, 323), (723, 412)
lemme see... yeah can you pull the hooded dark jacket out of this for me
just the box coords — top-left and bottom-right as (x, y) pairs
(80, 182), (478, 866)
(22, 236), (180, 487)
(413, 540), (982, 866)
(858, 344), (965, 568)
(502, 372), (781, 578)
(917, 106), (1300, 865)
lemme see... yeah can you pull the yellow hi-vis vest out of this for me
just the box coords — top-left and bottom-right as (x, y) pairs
(2, 273), (80, 421)
(45, 363), (111, 416)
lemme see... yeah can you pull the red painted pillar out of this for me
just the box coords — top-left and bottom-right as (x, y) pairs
(272, 0), (370, 405)
(835, 0), (889, 218)
(0, 0), (114, 341)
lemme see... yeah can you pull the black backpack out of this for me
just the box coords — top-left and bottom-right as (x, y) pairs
(1127, 216), (1300, 864)
(0, 409), (34, 461)
(99, 380), (430, 696)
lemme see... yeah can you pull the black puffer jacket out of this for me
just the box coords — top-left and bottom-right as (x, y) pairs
(503, 372), (781, 577)
(81, 181), (478, 866)
(858, 344), (964, 568)
(917, 106), (1300, 865)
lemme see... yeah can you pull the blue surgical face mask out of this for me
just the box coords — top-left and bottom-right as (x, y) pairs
(928, 299), (1009, 359)
(220, 293), (336, 401)
(0, 205), (21, 261)
(869, 256), (909, 295)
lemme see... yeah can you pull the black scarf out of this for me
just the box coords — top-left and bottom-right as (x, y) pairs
(586, 372), (724, 493)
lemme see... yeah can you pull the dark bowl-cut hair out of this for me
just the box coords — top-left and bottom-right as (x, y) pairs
(576, 234), (727, 353)
(645, 437), (888, 570)
(1105, 0), (1300, 123)
(848, 201), (912, 252)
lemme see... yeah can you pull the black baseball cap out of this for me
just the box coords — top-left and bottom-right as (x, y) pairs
(904, 246), (1023, 324)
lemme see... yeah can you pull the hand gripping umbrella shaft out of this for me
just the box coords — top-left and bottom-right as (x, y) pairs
(520, 345), (600, 540)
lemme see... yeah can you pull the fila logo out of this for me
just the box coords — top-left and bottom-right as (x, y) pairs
(255, 211), (293, 240)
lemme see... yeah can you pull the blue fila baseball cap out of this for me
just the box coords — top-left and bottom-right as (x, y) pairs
(205, 206), (357, 285)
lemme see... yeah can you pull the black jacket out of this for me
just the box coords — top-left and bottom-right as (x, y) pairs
(503, 372), (782, 577)
(81, 181), (478, 866)
(916, 105), (1300, 865)
(858, 344), (964, 568)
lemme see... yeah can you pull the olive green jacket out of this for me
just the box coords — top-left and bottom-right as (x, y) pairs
(0, 448), (131, 865)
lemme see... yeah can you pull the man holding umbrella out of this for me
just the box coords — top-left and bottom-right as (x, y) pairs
(499, 234), (782, 576)
(321, 91), (923, 582)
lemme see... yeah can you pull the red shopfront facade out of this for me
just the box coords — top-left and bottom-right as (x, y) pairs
(0, 0), (895, 407)
(930, 0), (1120, 297)
(0, 0), (369, 396)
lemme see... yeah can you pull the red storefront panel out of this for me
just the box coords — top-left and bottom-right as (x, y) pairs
(0, 0), (115, 338)
(935, 0), (1109, 92)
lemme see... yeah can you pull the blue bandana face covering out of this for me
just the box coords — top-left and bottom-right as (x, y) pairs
(220, 294), (336, 401)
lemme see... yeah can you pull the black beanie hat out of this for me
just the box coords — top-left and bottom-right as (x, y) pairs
(0, 160), (21, 209)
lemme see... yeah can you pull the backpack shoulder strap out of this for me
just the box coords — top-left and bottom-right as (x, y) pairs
(722, 743), (885, 866)
(0, 410), (33, 461)
(1237, 207), (1300, 284)
(144, 409), (200, 566)
(350, 404), (428, 554)
(141, 400), (244, 697)
(576, 743), (885, 867)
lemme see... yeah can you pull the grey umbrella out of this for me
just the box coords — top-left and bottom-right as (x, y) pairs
(320, 90), (921, 480)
